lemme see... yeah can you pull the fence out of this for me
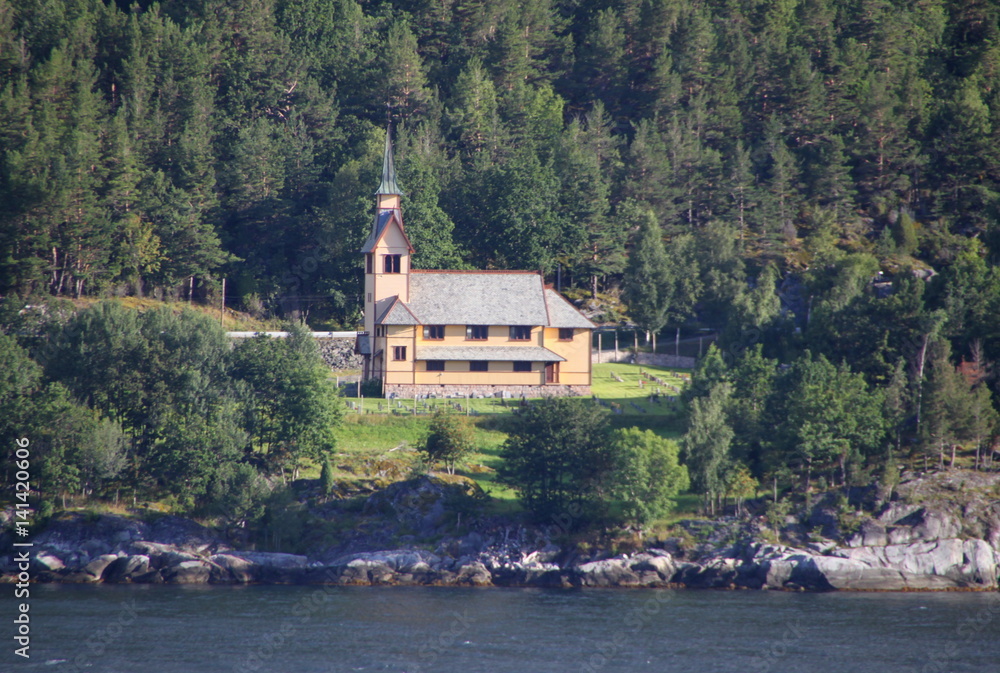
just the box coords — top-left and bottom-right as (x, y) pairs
(591, 350), (696, 369)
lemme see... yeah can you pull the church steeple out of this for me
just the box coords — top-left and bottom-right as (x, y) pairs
(375, 127), (403, 198)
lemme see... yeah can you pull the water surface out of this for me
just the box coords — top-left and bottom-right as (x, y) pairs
(6, 585), (999, 672)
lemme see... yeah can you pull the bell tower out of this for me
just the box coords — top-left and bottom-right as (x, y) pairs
(360, 128), (414, 376)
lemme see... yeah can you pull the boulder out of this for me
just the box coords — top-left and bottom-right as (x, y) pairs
(131, 569), (164, 584)
(209, 554), (256, 583)
(628, 551), (675, 580)
(31, 552), (66, 573)
(574, 558), (642, 587)
(162, 560), (213, 584)
(82, 554), (120, 580)
(226, 551), (309, 569)
(102, 555), (150, 583)
(454, 562), (492, 586)
(960, 539), (998, 586)
(846, 520), (887, 548)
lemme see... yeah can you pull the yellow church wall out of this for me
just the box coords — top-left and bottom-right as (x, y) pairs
(378, 194), (401, 210)
(416, 324), (543, 345)
(414, 361), (544, 386)
(383, 325), (416, 386)
(544, 328), (591, 374)
(368, 219), (412, 306)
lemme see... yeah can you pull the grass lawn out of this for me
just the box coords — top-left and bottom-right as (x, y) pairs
(591, 362), (688, 416)
(331, 362), (692, 507)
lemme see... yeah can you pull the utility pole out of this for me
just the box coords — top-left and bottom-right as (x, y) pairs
(220, 278), (226, 327)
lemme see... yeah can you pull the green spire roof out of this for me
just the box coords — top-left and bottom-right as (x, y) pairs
(375, 128), (403, 196)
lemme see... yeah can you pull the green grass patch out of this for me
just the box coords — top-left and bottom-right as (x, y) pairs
(591, 362), (688, 416)
(331, 412), (517, 504)
(332, 365), (691, 510)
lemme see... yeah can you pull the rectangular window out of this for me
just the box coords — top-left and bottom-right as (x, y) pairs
(384, 254), (401, 273)
(470, 361), (488, 372)
(366, 254), (373, 273)
(393, 346), (406, 361)
(466, 325), (488, 340)
(426, 360), (444, 371)
(423, 325), (445, 340)
(513, 361), (531, 372)
(559, 328), (574, 341)
(509, 325), (532, 341)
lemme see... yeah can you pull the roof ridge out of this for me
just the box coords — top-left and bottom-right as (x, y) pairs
(410, 269), (541, 275)
(540, 274), (552, 327)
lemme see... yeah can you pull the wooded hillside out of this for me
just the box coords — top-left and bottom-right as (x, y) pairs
(4, 1), (1000, 513)
(3, 0), (1000, 320)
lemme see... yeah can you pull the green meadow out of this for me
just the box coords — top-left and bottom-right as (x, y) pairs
(330, 362), (691, 514)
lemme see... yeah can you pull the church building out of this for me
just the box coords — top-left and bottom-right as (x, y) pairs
(356, 132), (593, 398)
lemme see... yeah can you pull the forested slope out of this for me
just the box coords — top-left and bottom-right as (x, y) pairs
(4, 0), (1000, 513)
(3, 0), (999, 316)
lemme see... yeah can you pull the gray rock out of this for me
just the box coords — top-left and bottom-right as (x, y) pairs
(146, 516), (224, 553)
(131, 569), (164, 584)
(628, 552), (675, 579)
(455, 562), (492, 586)
(209, 554), (256, 583)
(102, 555), (150, 583)
(228, 551), (309, 569)
(82, 554), (120, 580)
(960, 539), (998, 586)
(574, 558), (642, 587)
(846, 520), (887, 548)
(31, 552), (65, 573)
(162, 560), (213, 584)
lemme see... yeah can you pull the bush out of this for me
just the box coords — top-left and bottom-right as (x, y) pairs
(320, 458), (335, 497)
(359, 378), (383, 398)
(207, 463), (270, 527)
(422, 410), (475, 475)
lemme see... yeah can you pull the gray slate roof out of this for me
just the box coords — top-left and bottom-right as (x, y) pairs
(360, 211), (393, 253)
(381, 298), (419, 325)
(372, 271), (595, 330)
(545, 289), (595, 328)
(416, 345), (565, 362)
(407, 272), (550, 325)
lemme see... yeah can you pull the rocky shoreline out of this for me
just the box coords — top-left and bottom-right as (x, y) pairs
(6, 512), (999, 592)
(6, 470), (1000, 592)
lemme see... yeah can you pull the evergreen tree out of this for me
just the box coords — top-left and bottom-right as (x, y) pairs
(497, 398), (613, 524)
(623, 210), (671, 337)
(382, 19), (432, 123)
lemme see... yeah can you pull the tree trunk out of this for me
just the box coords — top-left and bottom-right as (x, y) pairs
(950, 444), (957, 469)
(914, 333), (931, 433)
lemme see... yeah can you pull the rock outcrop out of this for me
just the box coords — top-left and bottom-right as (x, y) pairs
(5, 470), (1000, 591)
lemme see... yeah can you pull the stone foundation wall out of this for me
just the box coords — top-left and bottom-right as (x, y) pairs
(315, 337), (363, 371)
(384, 383), (590, 399)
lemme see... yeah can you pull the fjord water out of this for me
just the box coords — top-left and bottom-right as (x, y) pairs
(13, 585), (1000, 672)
